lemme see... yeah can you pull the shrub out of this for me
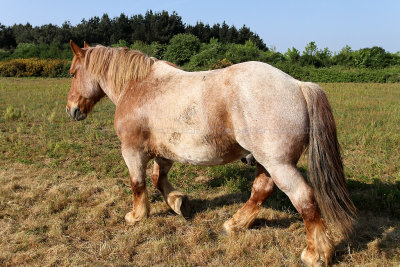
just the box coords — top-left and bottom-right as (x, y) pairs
(11, 43), (41, 59)
(260, 50), (285, 65)
(0, 58), (71, 77)
(209, 58), (233, 70)
(150, 42), (167, 59)
(111, 40), (129, 48)
(187, 38), (226, 70)
(130, 40), (153, 55)
(224, 40), (261, 64)
(0, 49), (11, 60)
(165, 34), (200, 65)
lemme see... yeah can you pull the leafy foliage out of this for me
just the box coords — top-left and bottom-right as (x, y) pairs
(0, 58), (70, 77)
(225, 40), (261, 63)
(187, 38), (226, 70)
(164, 34), (201, 65)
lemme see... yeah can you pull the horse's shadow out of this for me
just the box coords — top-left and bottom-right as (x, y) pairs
(332, 215), (400, 263)
(154, 164), (400, 262)
(187, 174), (400, 262)
(332, 179), (400, 263)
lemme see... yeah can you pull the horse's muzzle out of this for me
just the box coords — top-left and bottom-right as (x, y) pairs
(66, 106), (87, 121)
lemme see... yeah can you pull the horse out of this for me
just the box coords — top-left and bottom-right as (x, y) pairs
(66, 40), (357, 266)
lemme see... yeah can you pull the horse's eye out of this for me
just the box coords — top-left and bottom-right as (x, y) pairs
(71, 73), (76, 78)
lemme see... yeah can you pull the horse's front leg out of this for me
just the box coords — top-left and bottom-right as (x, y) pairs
(122, 147), (150, 224)
(152, 157), (190, 218)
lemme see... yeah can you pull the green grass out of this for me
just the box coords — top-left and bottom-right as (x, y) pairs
(0, 78), (399, 266)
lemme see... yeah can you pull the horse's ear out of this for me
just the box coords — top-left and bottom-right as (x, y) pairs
(70, 40), (84, 57)
(84, 41), (90, 49)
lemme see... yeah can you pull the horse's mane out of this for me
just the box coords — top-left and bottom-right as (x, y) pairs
(83, 45), (156, 94)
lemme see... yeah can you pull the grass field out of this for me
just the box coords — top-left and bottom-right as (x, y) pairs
(0, 78), (399, 266)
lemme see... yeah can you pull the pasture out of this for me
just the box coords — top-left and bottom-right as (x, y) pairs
(0, 78), (399, 266)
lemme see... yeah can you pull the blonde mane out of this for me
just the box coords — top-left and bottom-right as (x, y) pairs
(84, 45), (156, 94)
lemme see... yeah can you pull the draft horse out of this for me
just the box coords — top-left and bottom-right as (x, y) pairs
(66, 40), (356, 266)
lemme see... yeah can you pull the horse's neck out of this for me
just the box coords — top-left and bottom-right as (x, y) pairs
(98, 77), (120, 105)
(98, 61), (181, 105)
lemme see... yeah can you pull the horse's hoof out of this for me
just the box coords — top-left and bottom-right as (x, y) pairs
(124, 211), (140, 225)
(301, 248), (326, 267)
(220, 226), (230, 237)
(168, 192), (191, 218)
(222, 219), (236, 236)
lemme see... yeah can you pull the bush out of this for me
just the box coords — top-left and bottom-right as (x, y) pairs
(164, 33), (200, 65)
(38, 43), (72, 60)
(260, 50), (285, 65)
(7, 43), (72, 60)
(273, 63), (400, 83)
(224, 40), (261, 64)
(11, 43), (41, 59)
(130, 41), (154, 56)
(0, 58), (71, 77)
(111, 40), (129, 48)
(187, 38), (226, 70)
(150, 42), (167, 59)
(0, 49), (11, 60)
(209, 58), (233, 70)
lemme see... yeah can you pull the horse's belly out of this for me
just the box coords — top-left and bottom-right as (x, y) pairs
(154, 134), (247, 166)
(174, 146), (247, 166)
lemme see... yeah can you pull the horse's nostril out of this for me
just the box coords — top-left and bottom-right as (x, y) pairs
(72, 107), (79, 120)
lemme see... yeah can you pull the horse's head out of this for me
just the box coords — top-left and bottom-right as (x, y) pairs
(66, 40), (105, 121)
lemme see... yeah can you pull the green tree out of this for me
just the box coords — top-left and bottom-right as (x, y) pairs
(316, 47), (332, 67)
(130, 40), (153, 55)
(188, 38), (226, 70)
(332, 45), (354, 66)
(353, 46), (392, 68)
(301, 41), (323, 67)
(11, 43), (40, 58)
(12, 23), (34, 44)
(164, 33), (200, 65)
(225, 39), (261, 63)
(0, 23), (16, 49)
(284, 47), (301, 63)
(303, 41), (319, 56)
(111, 39), (129, 48)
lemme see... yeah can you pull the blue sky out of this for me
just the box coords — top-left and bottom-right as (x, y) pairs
(1, 0), (399, 53)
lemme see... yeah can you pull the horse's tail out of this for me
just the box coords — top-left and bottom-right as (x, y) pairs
(300, 82), (357, 238)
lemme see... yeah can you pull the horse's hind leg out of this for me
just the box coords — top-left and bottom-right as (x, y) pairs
(265, 162), (334, 266)
(152, 158), (190, 218)
(122, 148), (150, 224)
(223, 163), (274, 233)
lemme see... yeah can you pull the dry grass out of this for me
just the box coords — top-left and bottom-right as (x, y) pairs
(0, 78), (399, 266)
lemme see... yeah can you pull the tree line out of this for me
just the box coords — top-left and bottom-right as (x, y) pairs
(0, 10), (267, 50)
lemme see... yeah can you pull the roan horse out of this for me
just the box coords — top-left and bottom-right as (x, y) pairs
(66, 40), (357, 266)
